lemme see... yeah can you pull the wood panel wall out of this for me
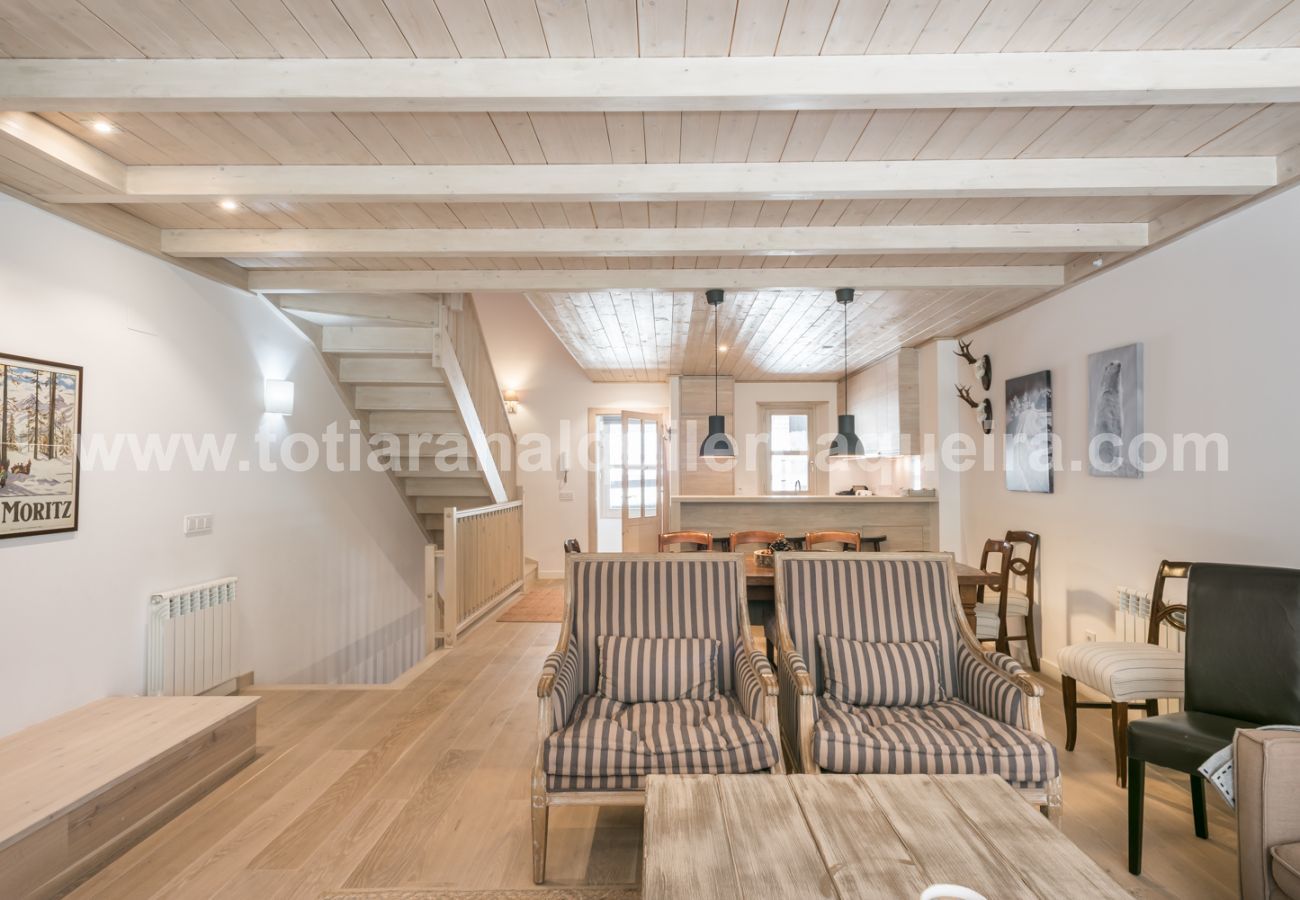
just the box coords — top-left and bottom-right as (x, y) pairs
(676, 375), (735, 497)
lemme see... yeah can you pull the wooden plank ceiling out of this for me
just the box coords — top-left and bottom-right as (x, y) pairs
(3, 0), (1300, 380)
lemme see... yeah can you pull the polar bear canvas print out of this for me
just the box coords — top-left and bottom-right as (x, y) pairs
(1087, 342), (1144, 478)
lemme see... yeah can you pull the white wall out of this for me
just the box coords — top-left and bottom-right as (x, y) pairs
(732, 381), (836, 496)
(0, 198), (427, 737)
(958, 186), (1300, 671)
(472, 292), (667, 577)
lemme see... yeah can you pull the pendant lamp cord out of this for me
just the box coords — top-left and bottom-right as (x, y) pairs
(714, 301), (720, 414)
(842, 298), (848, 411)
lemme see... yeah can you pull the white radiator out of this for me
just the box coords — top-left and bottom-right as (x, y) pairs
(147, 577), (239, 696)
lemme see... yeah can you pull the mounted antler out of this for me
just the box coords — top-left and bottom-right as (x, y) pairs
(955, 384), (979, 409)
(955, 339), (978, 365)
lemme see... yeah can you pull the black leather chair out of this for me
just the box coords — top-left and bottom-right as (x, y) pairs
(563, 538), (581, 554)
(1128, 563), (1300, 875)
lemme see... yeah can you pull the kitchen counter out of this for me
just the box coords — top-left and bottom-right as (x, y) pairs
(669, 494), (939, 550)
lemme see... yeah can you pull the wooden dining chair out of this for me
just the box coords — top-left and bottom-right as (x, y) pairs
(728, 530), (783, 553)
(804, 530), (861, 551)
(972, 538), (1015, 653)
(657, 531), (713, 552)
(980, 531), (1042, 670)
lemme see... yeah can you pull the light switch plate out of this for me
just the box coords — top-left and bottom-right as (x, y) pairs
(184, 513), (213, 536)
(558, 490), (575, 502)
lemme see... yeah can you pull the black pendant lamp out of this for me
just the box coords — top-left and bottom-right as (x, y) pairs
(699, 288), (735, 458)
(830, 287), (866, 459)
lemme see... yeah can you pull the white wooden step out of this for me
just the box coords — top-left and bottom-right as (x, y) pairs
(368, 411), (462, 435)
(354, 385), (455, 412)
(405, 479), (490, 498)
(415, 496), (496, 515)
(390, 459), (482, 479)
(338, 357), (444, 385)
(282, 294), (441, 324)
(380, 435), (476, 460)
(322, 326), (437, 355)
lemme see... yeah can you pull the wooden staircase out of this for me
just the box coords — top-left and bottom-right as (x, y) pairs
(272, 292), (517, 545)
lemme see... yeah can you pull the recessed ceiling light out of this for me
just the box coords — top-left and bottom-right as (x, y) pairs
(718, 345), (728, 353)
(219, 199), (240, 211)
(91, 119), (116, 134)
(1091, 256), (1105, 268)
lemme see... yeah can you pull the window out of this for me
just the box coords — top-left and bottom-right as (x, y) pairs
(765, 407), (813, 494)
(597, 414), (623, 517)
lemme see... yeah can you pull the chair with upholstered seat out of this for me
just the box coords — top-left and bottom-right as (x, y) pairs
(657, 530), (713, 552)
(974, 531), (1041, 670)
(803, 530), (861, 551)
(1058, 560), (1188, 786)
(774, 552), (1061, 817)
(532, 553), (781, 883)
(1128, 563), (1300, 875)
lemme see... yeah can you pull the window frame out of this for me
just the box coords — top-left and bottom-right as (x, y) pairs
(758, 402), (827, 496)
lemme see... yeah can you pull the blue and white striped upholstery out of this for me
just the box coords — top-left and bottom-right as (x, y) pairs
(777, 554), (1056, 788)
(1057, 641), (1184, 702)
(815, 697), (1056, 786)
(818, 635), (945, 707)
(597, 635), (720, 702)
(541, 555), (779, 792)
(570, 556), (742, 695)
(542, 694), (779, 790)
(975, 588), (1031, 639)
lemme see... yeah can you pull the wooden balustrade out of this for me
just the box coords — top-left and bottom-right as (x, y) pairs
(442, 294), (519, 501)
(437, 500), (525, 647)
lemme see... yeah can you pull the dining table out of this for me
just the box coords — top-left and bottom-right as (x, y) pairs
(743, 554), (997, 634)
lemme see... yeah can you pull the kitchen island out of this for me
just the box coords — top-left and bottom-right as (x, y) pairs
(669, 494), (939, 551)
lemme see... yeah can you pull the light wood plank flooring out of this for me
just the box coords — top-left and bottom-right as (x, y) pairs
(69, 614), (1236, 899)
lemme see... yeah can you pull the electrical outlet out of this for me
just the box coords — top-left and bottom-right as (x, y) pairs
(558, 490), (575, 502)
(183, 513), (213, 536)
(1085, 630), (1097, 642)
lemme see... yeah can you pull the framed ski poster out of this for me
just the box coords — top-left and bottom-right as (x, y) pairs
(0, 353), (82, 539)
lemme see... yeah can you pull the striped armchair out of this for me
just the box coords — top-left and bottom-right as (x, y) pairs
(532, 553), (781, 883)
(774, 552), (1062, 817)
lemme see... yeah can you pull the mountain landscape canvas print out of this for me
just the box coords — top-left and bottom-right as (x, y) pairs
(0, 354), (82, 539)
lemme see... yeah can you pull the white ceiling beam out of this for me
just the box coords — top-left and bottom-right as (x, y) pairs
(42, 158), (1277, 204)
(249, 266), (1065, 294)
(162, 223), (1149, 258)
(5, 51), (1300, 111)
(0, 111), (125, 193)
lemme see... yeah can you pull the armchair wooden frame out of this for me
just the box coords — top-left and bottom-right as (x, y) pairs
(657, 530), (713, 551)
(1062, 560), (1191, 786)
(531, 553), (782, 884)
(803, 530), (861, 551)
(774, 551), (1062, 820)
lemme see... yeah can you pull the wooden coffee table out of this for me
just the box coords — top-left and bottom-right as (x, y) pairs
(642, 774), (1129, 900)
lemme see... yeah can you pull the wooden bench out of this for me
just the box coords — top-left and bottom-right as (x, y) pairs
(0, 695), (259, 898)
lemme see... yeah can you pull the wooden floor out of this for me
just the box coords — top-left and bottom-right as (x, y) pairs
(70, 611), (1237, 899)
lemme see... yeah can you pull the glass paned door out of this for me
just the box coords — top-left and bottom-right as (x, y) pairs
(620, 410), (664, 553)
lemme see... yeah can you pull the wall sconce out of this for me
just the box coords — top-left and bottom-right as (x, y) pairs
(503, 388), (519, 414)
(264, 379), (295, 415)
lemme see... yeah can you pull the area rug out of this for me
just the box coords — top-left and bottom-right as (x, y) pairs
(322, 890), (638, 899)
(497, 584), (564, 623)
